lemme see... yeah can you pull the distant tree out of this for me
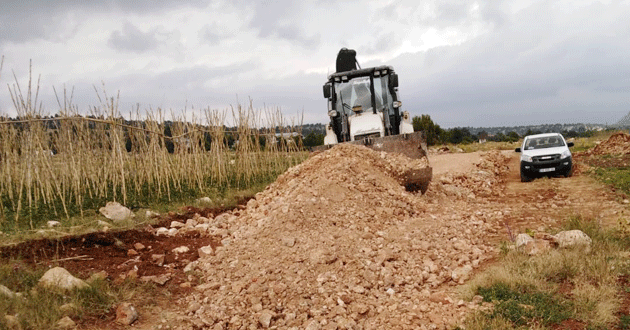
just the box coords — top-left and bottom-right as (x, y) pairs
(445, 127), (475, 144)
(506, 131), (520, 142)
(412, 114), (443, 146)
(525, 129), (542, 136)
(303, 132), (325, 147)
(478, 130), (489, 141)
(492, 132), (506, 142)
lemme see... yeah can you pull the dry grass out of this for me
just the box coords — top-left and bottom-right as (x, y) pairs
(459, 216), (628, 329)
(0, 65), (308, 232)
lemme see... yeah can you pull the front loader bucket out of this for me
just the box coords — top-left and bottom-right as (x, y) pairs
(312, 131), (433, 193)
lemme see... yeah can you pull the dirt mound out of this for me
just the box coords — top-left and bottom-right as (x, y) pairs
(584, 132), (630, 156)
(430, 150), (510, 200)
(176, 144), (504, 329)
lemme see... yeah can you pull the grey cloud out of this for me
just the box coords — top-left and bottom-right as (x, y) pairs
(107, 22), (162, 53)
(275, 25), (321, 49)
(246, 1), (320, 49)
(0, 0), (208, 44)
(0, 11), (80, 44)
(379, 1), (630, 127)
(199, 23), (232, 45)
(359, 32), (400, 56)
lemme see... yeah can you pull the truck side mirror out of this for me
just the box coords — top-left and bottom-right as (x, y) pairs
(515, 148), (521, 152)
(323, 83), (331, 98)
(389, 73), (399, 88)
(567, 142), (574, 147)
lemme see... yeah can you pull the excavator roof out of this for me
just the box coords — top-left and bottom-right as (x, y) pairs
(328, 65), (394, 81)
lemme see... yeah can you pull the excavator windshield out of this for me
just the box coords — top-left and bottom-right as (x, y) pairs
(335, 77), (385, 117)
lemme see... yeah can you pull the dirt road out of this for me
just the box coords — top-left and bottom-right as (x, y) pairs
(432, 150), (624, 232)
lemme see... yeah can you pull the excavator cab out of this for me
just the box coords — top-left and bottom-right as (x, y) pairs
(324, 66), (405, 143)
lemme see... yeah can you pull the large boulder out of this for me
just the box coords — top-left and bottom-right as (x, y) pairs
(56, 316), (76, 329)
(99, 202), (134, 222)
(116, 302), (139, 325)
(39, 267), (90, 291)
(0, 284), (16, 298)
(515, 233), (534, 248)
(553, 230), (592, 248)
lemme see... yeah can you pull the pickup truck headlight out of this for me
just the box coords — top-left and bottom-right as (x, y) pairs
(521, 154), (532, 162)
(561, 149), (571, 159)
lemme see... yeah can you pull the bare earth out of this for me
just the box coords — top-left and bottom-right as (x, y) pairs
(133, 146), (627, 330)
(3, 145), (627, 330)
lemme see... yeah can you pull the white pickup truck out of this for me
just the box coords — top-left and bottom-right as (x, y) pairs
(515, 133), (574, 182)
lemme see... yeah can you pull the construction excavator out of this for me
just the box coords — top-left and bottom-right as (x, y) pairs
(315, 48), (432, 193)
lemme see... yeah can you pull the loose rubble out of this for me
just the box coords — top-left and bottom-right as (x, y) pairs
(160, 144), (511, 329)
(582, 131), (630, 156)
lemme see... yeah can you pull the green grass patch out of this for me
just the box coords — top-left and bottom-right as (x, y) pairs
(477, 282), (573, 326)
(593, 166), (630, 196)
(460, 216), (629, 329)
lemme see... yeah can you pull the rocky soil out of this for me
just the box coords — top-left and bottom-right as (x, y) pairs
(5, 138), (628, 330)
(159, 144), (513, 330)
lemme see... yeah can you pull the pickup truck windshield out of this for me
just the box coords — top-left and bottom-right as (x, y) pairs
(524, 136), (565, 150)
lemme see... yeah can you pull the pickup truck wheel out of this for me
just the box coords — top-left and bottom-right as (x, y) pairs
(564, 167), (573, 178)
(520, 172), (531, 182)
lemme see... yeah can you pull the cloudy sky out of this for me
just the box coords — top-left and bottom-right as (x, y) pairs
(0, 0), (629, 127)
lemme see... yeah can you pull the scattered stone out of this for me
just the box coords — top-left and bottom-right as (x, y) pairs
(187, 301), (202, 314)
(282, 237), (296, 247)
(515, 233), (534, 248)
(198, 245), (214, 258)
(87, 270), (108, 283)
(127, 249), (138, 256)
(59, 303), (78, 316)
(140, 274), (171, 285)
(304, 319), (321, 330)
(451, 265), (473, 283)
(196, 197), (212, 205)
(56, 316), (76, 329)
(523, 239), (553, 256)
(96, 220), (110, 227)
(429, 292), (450, 304)
(99, 202), (134, 222)
(156, 227), (170, 236)
(47, 220), (61, 228)
(116, 302), (139, 325)
(126, 268), (138, 280)
(134, 242), (146, 250)
(258, 310), (274, 328)
(146, 210), (160, 218)
(39, 267), (90, 291)
(173, 246), (190, 254)
(4, 315), (20, 329)
(170, 221), (185, 228)
(152, 254), (165, 266)
(0, 284), (16, 298)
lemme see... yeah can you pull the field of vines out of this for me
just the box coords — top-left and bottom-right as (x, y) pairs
(0, 64), (308, 232)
